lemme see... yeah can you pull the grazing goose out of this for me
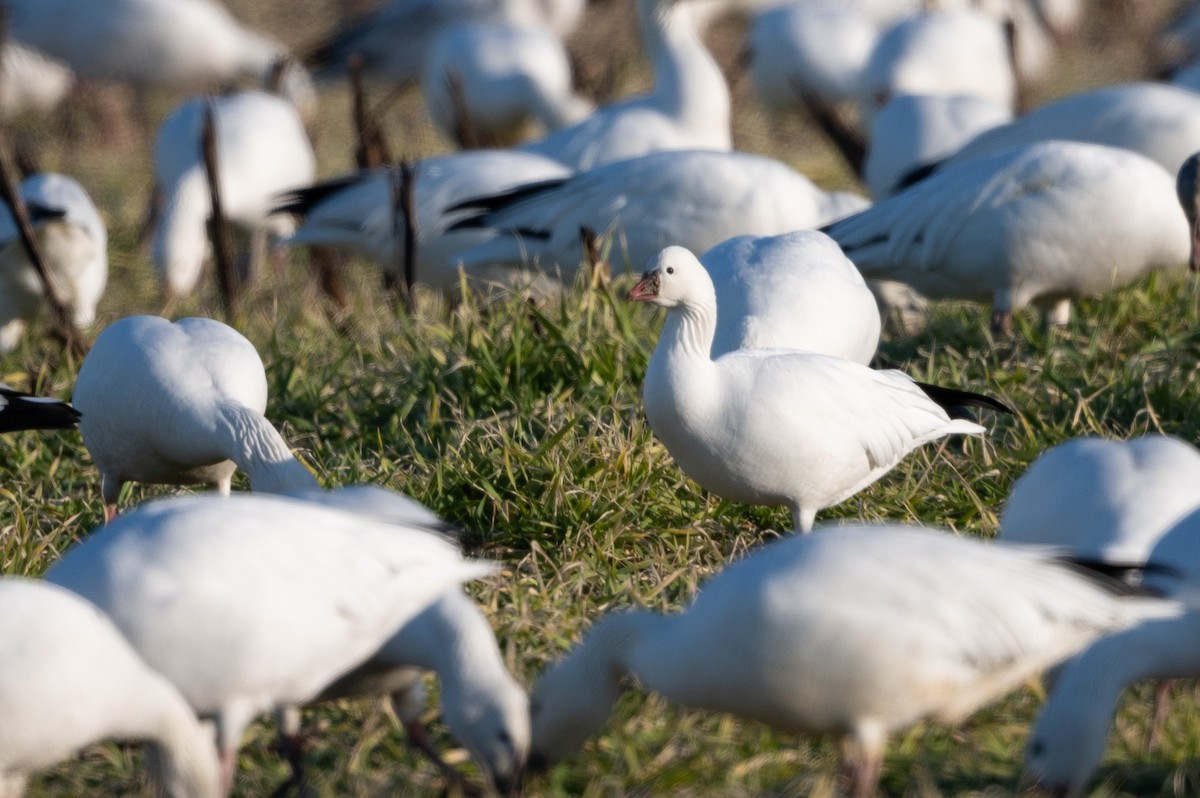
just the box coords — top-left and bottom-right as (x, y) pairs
(0, 44), (73, 118)
(275, 150), (572, 295)
(529, 524), (1167, 798)
(0, 385), (80, 433)
(72, 315), (318, 521)
(628, 246), (1007, 532)
(824, 140), (1189, 332)
(1024, 508), (1200, 796)
(0, 578), (220, 797)
(45, 494), (494, 794)
(421, 21), (591, 147)
(153, 91), (315, 298)
(0, 172), (107, 353)
(516, 0), (731, 170)
(449, 149), (866, 284)
(700, 231), (880, 364)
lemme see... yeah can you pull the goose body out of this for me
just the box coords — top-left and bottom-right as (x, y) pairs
(629, 246), (998, 532)
(451, 149), (865, 282)
(422, 21), (591, 146)
(0, 385), (80, 433)
(0, 44), (72, 118)
(45, 493), (495, 792)
(276, 150), (572, 294)
(0, 578), (220, 798)
(153, 91), (315, 297)
(531, 524), (1163, 797)
(72, 315), (318, 520)
(999, 436), (1200, 563)
(0, 172), (107, 353)
(701, 231), (880, 364)
(825, 140), (1189, 331)
(517, 0), (730, 170)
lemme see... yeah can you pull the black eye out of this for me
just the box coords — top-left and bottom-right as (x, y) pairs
(666, 267), (674, 274)
(498, 730), (512, 745)
(1029, 740), (1045, 757)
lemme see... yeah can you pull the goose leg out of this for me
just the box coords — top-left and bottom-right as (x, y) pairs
(840, 725), (885, 798)
(404, 718), (484, 797)
(989, 308), (1013, 336)
(1041, 298), (1071, 329)
(792, 505), (817, 534)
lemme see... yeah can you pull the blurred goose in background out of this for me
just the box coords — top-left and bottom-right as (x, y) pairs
(448, 149), (867, 285)
(274, 150), (572, 295)
(517, 0), (731, 170)
(700, 231), (880, 364)
(628, 247), (1007, 532)
(0, 578), (220, 798)
(824, 140), (1189, 333)
(421, 21), (591, 147)
(309, 0), (584, 85)
(1025, 507), (1200, 796)
(0, 385), (80, 433)
(0, 172), (107, 353)
(530, 523), (1166, 798)
(153, 91), (314, 298)
(72, 315), (319, 521)
(0, 44), (73, 118)
(45, 494), (495, 793)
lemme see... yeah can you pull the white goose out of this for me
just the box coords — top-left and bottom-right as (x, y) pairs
(824, 140), (1190, 332)
(45, 493), (495, 794)
(999, 436), (1200, 563)
(0, 578), (220, 797)
(449, 149), (866, 284)
(529, 523), (1166, 798)
(517, 0), (731, 170)
(700, 231), (880, 364)
(628, 246), (1005, 532)
(0, 172), (107, 353)
(0, 44), (73, 118)
(1024, 507), (1200, 797)
(421, 20), (591, 147)
(275, 150), (572, 295)
(153, 91), (315, 298)
(71, 315), (318, 521)
(0, 385), (80, 433)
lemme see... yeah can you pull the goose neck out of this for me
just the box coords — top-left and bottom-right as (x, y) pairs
(661, 298), (718, 363)
(213, 402), (319, 495)
(638, 0), (729, 123)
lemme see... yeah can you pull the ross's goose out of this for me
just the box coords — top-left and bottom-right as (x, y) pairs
(824, 140), (1190, 332)
(0, 172), (107, 353)
(448, 149), (867, 284)
(628, 246), (1007, 532)
(45, 493), (495, 793)
(998, 436), (1200, 563)
(274, 150), (573, 295)
(0, 44), (73, 119)
(0, 578), (220, 797)
(863, 92), (1011, 198)
(421, 21), (591, 147)
(279, 486), (529, 793)
(153, 91), (315, 298)
(309, 0), (584, 85)
(515, 0), (731, 171)
(529, 523), (1168, 797)
(700, 231), (880, 364)
(1024, 507), (1200, 796)
(0, 385), (80, 433)
(72, 315), (318, 521)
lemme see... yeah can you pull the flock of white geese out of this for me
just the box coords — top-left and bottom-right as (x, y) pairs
(4, 0), (1200, 796)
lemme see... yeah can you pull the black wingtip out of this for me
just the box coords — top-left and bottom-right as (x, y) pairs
(892, 160), (943, 193)
(915, 382), (1014, 419)
(444, 177), (572, 217)
(1053, 556), (1177, 598)
(0, 389), (81, 433)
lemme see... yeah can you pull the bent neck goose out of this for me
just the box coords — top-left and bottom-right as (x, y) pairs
(153, 91), (315, 298)
(825, 140), (1190, 333)
(0, 172), (107, 353)
(628, 246), (1006, 532)
(0, 578), (220, 798)
(45, 493), (495, 795)
(0, 385), (80, 433)
(530, 524), (1168, 797)
(72, 315), (318, 521)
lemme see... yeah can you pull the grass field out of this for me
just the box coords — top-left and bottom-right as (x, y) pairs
(3, 0), (1200, 795)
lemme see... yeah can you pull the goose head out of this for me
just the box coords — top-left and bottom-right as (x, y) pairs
(441, 671), (530, 796)
(1021, 676), (1112, 798)
(626, 245), (714, 310)
(1176, 151), (1200, 272)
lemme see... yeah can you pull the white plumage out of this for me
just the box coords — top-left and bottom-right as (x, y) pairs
(531, 524), (1165, 798)
(153, 91), (315, 298)
(0, 578), (220, 798)
(0, 44), (72, 118)
(629, 246), (994, 532)
(825, 140), (1189, 331)
(45, 493), (495, 793)
(72, 315), (318, 521)
(0, 172), (107, 353)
